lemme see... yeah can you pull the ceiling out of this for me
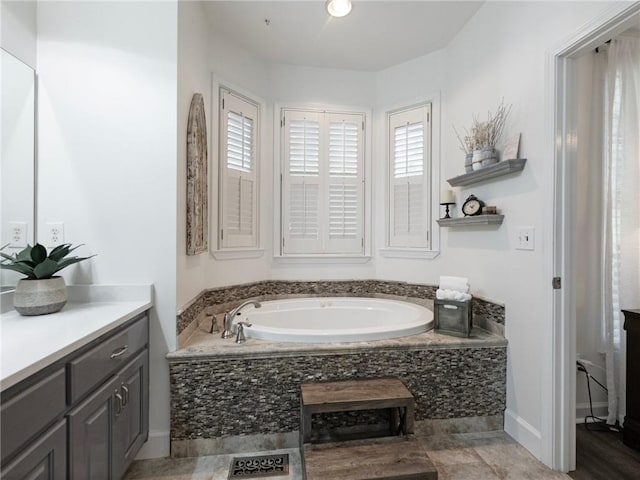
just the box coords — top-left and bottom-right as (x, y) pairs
(203, 1), (483, 72)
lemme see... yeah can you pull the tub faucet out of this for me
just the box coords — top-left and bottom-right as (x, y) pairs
(221, 300), (261, 339)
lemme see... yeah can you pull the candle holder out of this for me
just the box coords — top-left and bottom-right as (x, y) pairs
(440, 202), (455, 219)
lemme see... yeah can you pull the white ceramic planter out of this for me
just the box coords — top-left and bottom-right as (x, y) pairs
(465, 153), (474, 173)
(472, 147), (499, 170)
(13, 277), (68, 316)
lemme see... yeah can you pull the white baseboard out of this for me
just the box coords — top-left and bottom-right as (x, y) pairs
(504, 409), (542, 459)
(135, 430), (170, 459)
(576, 402), (608, 423)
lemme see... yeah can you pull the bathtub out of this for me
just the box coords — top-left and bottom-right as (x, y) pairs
(234, 297), (433, 343)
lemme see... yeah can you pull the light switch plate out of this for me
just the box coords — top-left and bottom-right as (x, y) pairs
(516, 227), (534, 250)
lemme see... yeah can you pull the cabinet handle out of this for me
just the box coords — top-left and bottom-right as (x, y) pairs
(115, 390), (123, 416)
(110, 345), (128, 359)
(121, 384), (129, 406)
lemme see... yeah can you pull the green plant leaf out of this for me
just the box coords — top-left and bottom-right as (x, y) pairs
(0, 252), (17, 262)
(15, 259), (36, 268)
(33, 258), (59, 279)
(53, 255), (96, 274)
(30, 244), (48, 264)
(48, 243), (71, 261)
(15, 245), (33, 262)
(0, 262), (36, 278)
(49, 244), (85, 261)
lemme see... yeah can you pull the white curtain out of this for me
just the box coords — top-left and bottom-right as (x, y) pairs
(600, 37), (640, 426)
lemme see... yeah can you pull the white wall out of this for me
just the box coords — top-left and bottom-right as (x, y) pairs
(177, 1), (213, 309)
(1, 0), (37, 69)
(37, 1), (178, 458)
(438, 1), (624, 460)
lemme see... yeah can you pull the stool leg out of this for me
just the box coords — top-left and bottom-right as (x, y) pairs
(405, 403), (414, 434)
(390, 408), (399, 435)
(301, 406), (312, 444)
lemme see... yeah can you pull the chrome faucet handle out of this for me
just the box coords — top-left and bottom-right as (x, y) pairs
(208, 313), (219, 334)
(235, 321), (252, 344)
(221, 312), (235, 339)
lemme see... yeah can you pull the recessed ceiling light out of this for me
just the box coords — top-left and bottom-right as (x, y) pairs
(326, 0), (352, 18)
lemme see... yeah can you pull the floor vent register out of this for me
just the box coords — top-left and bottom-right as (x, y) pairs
(228, 453), (289, 478)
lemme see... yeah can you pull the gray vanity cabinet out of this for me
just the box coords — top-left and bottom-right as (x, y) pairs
(0, 420), (67, 480)
(68, 375), (119, 479)
(0, 313), (149, 480)
(112, 351), (149, 480)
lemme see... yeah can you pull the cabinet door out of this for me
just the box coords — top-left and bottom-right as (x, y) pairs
(68, 375), (118, 480)
(1, 419), (67, 480)
(112, 349), (149, 480)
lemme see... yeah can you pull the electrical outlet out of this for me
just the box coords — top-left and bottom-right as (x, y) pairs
(8, 222), (28, 248)
(45, 222), (65, 248)
(515, 227), (534, 250)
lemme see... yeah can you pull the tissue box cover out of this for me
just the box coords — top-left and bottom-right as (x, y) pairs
(434, 298), (473, 338)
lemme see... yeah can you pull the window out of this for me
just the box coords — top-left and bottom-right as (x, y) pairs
(218, 88), (259, 249)
(388, 103), (432, 249)
(280, 108), (365, 255)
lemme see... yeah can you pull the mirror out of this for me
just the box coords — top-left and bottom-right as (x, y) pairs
(1, 48), (36, 290)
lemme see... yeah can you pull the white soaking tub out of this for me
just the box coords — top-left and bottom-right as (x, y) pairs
(235, 297), (433, 343)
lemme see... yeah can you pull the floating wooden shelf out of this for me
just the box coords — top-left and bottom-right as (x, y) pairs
(447, 158), (527, 187)
(437, 215), (504, 227)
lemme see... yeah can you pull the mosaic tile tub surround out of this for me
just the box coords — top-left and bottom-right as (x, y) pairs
(169, 342), (507, 450)
(177, 280), (506, 340)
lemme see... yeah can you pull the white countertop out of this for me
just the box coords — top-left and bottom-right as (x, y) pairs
(0, 285), (153, 391)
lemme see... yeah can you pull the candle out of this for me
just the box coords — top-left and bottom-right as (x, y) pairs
(440, 189), (454, 204)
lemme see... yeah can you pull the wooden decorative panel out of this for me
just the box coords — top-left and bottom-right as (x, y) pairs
(186, 93), (208, 255)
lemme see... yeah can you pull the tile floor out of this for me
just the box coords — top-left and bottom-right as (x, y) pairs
(124, 431), (570, 480)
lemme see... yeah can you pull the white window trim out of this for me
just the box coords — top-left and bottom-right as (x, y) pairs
(210, 75), (265, 260)
(273, 102), (372, 261)
(380, 94), (441, 259)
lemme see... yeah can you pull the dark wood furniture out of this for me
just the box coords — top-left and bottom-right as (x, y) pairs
(623, 309), (640, 450)
(1, 313), (149, 480)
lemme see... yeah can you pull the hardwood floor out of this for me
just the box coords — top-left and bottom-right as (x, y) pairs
(570, 424), (640, 480)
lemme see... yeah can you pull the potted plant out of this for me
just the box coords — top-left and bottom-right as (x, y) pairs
(1, 243), (94, 315)
(453, 126), (476, 173)
(454, 99), (511, 171)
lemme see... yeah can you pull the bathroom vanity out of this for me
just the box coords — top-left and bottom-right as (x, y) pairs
(0, 287), (152, 480)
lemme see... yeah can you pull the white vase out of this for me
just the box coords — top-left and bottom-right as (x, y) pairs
(472, 147), (498, 170)
(465, 153), (473, 173)
(13, 277), (67, 316)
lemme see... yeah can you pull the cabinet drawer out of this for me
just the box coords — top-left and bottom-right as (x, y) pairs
(1, 368), (66, 464)
(68, 316), (148, 403)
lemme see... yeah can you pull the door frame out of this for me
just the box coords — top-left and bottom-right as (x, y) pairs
(546, 1), (640, 471)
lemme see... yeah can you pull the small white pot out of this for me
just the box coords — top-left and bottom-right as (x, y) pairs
(464, 153), (474, 173)
(13, 277), (68, 316)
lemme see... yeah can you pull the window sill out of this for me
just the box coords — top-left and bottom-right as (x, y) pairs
(273, 255), (372, 264)
(212, 248), (265, 260)
(379, 247), (440, 259)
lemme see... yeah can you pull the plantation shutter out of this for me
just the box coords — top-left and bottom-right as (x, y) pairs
(282, 110), (323, 253)
(282, 109), (364, 255)
(219, 89), (259, 249)
(326, 113), (363, 253)
(389, 104), (431, 248)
